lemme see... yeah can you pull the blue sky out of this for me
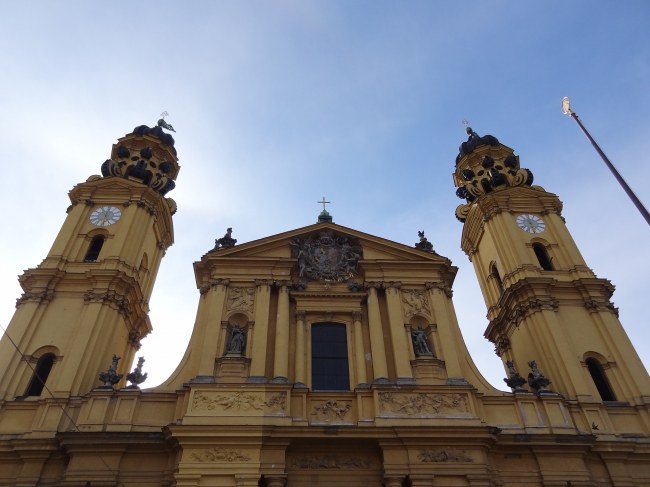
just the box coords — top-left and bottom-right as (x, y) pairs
(1, 1), (649, 389)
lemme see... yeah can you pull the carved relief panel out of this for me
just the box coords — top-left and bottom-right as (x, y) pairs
(401, 289), (431, 319)
(226, 287), (255, 315)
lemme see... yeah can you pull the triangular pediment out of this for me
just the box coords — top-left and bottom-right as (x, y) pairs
(201, 222), (449, 263)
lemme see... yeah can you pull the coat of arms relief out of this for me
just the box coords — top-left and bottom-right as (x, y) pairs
(401, 289), (430, 319)
(289, 231), (362, 282)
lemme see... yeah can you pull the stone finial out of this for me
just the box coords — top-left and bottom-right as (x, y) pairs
(503, 361), (528, 393)
(527, 360), (552, 394)
(99, 354), (124, 388)
(126, 357), (148, 389)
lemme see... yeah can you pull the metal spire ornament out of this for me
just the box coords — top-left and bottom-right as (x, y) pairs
(157, 111), (176, 133)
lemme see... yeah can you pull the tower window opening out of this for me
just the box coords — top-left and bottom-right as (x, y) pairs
(311, 322), (350, 391)
(84, 235), (105, 262)
(533, 243), (553, 271)
(25, 354), (55, 397)
(586, 358), (616, 401)
(491, 263), (504, 295)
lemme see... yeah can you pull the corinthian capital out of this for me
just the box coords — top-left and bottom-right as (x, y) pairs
(364, 281), (382, 291)
(295, 310), (306, 321)
(254, 279), (274, 287)
(382, 281), (402, 290)
(352, 311), (363, 322)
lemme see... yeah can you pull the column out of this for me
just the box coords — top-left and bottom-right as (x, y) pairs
(383, 282), (416, 385)
(247, 279), (273, 383)
(271, 280), (291, 383)
(365, 282), (390, 384)
(196, 279), (229, 380)
(294, 310), (307, 388)
(352, 311), (369, 388)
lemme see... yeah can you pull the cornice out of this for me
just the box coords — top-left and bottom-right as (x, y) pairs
(485, 276), (620, 350)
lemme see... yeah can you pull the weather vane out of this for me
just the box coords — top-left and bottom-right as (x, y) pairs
(462, 119), (474, 135)
(157, 111), (176, 133)
(462, 119), (470, 127)
(318, 197), (330, 212)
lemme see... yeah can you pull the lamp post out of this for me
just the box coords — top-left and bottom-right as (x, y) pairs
(562, 97), (650, 226)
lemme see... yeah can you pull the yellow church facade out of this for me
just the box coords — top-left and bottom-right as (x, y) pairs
(0, 124), (649, 486)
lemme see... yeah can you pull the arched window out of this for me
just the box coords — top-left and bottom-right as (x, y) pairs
(84, 235), (105, 262)
(586, 358), (616, 401)
(25, 354), (55, 397)
(491, 263), (504, 294)
(311, 323), (350, 391)
(533, 243), (553, 271)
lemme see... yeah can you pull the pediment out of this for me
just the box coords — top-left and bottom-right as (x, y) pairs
(203, 222), (449, 263)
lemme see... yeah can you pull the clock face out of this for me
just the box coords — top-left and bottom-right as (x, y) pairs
(516, 214), (546, 234)
(90, 206), (122, 227)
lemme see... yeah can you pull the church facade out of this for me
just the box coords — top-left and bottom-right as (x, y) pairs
(0, 124), (649, 486)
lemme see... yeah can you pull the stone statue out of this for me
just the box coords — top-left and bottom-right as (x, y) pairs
(98, 354), (124, 387)
(210, 228), (238, 252)
(503, 361), (528, 393)
(414, 231), (434, 253)
(227, 323), (246, 354)
(411, 324), (433, 357)
(527, 360), (552, 394)
(126, 357), (148, 389)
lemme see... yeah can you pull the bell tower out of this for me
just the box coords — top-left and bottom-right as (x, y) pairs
(453, 127), (650, 410)
(0, 124), (179, 399)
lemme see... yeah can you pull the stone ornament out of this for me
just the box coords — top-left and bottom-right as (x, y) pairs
(210, 228), (237, 252)
(411, 324), (434, 357)
(402, 290), (430, 319)
(312, 400), (352, 422)
(126, 356), (148, 389)
(291, 455), (373, 469)
(379, 392), (469, 415)
(414, 231), (435, 253)
(418, 448), (473, 463)
(289, 231), (362, 282)
(226, 323), (246, 355)
(527, 360), (552, 394)
(192, 391), (286, 412)
(503, 361), (527, 393)
(226, 288), (255, 314)
(347, 280), (364, 292)
(190, 448), (251, 462)
(98, 354), (124, 387)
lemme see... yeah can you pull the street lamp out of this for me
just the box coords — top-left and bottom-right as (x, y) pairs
(562, 97), (650, 226)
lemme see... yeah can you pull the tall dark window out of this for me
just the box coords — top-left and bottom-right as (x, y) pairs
(84, 235), (105, 262)
(586, 358), (616, 401)
(311, 323), (350, 391)
(533, 243), (553, 271)
(491, 263), (504, 294)
(25, 354), (55, 397)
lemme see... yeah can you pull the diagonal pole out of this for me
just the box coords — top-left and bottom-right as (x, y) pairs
(563, 97), (650, 226)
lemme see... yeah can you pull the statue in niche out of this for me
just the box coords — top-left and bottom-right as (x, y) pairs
(227, 323), (246, 355)
(411, 324), (433, 357)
